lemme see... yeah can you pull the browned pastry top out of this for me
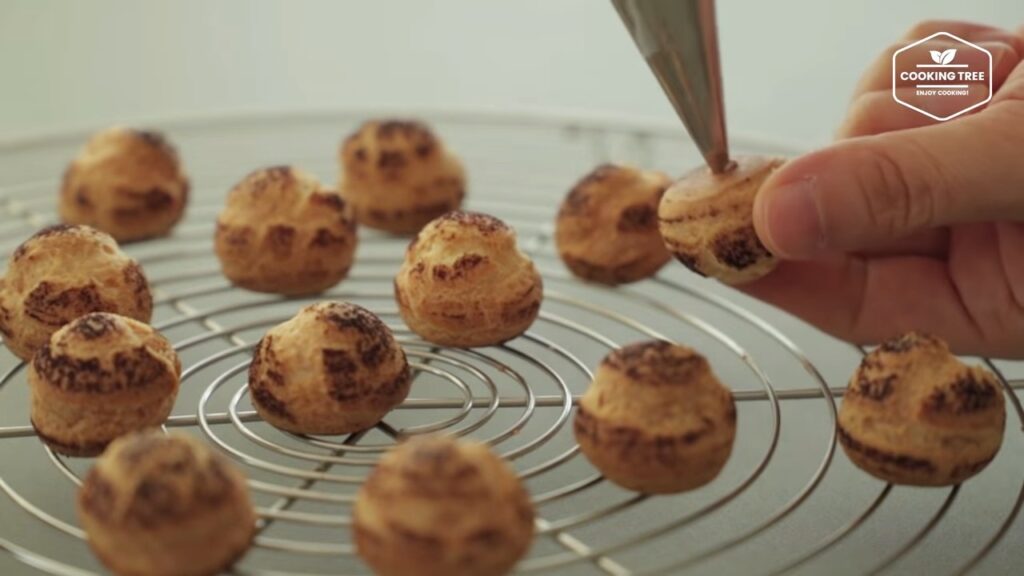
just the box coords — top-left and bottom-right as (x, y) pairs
(213, 165), (358, 295)
(247, 301), (411, 433)
(338, 119), (466, 234)
(71, 128), (182, 181)
(59, 127), (190, 241)
(837, 331), (1006, 486)
(555, 164), (672, 284)
(79, 432), (250, 530)
(558, 164), (666, 226)
(32, 312), (179, 396)
(578, 341), (735, 438)
(400, 211), (533, 297)
(341, 120), (442, 178)
(353, 435), (535, 576)
(0, 224), (152, 360)
(843, 332), (1004, 429)
(217, 166), (354, 238)
(5, 225), (152, 317)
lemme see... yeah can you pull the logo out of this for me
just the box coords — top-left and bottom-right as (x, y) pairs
(892, 32), (992, 121)
(929, 48), (958, 66)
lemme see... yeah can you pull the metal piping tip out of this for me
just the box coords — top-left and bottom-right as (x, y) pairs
(612, 0), (732, 173)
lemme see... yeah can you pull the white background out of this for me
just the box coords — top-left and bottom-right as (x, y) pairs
(2, 0), (1022, 146)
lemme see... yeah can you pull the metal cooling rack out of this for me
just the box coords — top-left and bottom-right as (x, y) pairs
(0, 109), (1022, 576)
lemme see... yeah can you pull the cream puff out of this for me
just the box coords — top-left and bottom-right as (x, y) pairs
(77, 431), (255, 576)
(354, 435), (535, 576)
(248, 302), (411, 435)
(0, 224), (152, 361)
(575, 341), (737, 494)
(658, 156), (784, 284)
(214, 166), (358, 295)
(30, 312), (181, 456)
(839, 332), (1005, 486)
(394, 211), (542, 347)
(60, 127), (189, 242)
(339, 120), (465, 234)
(556, 163), (672, 284)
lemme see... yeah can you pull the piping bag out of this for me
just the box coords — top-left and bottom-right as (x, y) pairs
(611, 0), (734, 174)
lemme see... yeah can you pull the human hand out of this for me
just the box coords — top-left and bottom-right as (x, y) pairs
(743, 21), (1024, 358)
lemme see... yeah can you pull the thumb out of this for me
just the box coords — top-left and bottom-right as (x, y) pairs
(753, 103), (1024, 258)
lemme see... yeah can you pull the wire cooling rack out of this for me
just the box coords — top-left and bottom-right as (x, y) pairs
(0, 109), (1022, 576)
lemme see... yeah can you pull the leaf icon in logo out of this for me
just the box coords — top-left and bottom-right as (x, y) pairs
(941, 48), (957, 65)
(930, 50), (944, 64)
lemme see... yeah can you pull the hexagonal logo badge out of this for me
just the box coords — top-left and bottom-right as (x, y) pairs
(892, 31), (992, 121)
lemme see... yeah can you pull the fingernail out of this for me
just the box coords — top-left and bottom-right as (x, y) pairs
(759, 176), (826, 259)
